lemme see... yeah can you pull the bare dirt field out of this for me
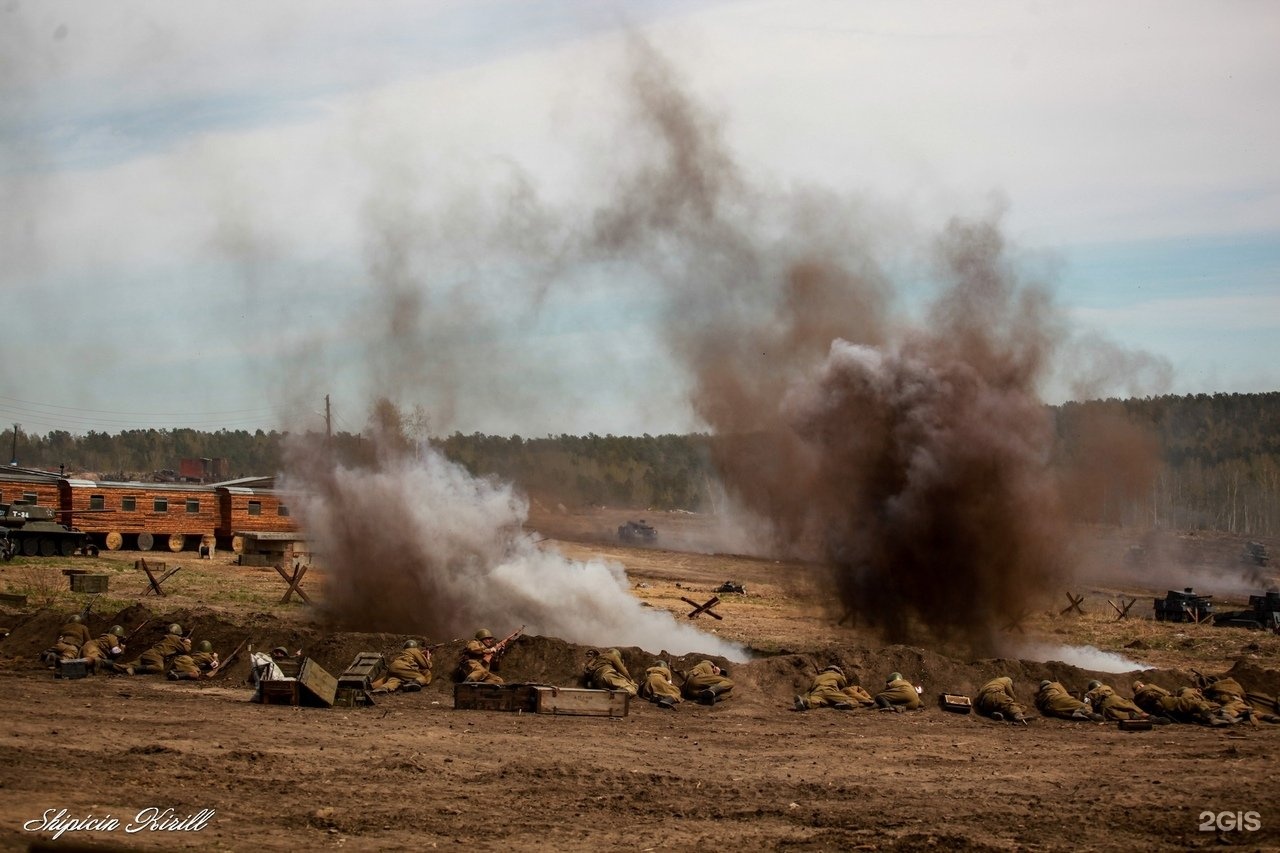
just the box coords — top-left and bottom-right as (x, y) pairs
(1, 510), (1278, 852)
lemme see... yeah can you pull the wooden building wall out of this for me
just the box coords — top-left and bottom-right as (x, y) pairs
(216, 488), (300, 539)
(62, 481), (219, 543)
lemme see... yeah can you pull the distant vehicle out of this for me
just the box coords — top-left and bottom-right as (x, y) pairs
(0, 502), (97, 560)
(1153, 587), (1213, 623)
(1242, 541), (1269, 567)
(617, 519), (657, 543)
(1214, 591), (1280, 632)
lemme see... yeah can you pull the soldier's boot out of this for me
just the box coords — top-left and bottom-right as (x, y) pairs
(874, 696), (892, 710)
(698, 688), (717, 705)
(1207, 714), (1234, 728)
(832, 701), (854, 711)
(990, 711), (1004, 722)
(402, 681), (422, 693)
(41, 650), (58, 668)
(1070, 708), (1092, 721)
(1010, 712), (1030, 725)
(793, 695), (808, 712)
(1259, 713), (1280, 724)
(656, 697), (677, 710)
(1150, 715), (1173, 725)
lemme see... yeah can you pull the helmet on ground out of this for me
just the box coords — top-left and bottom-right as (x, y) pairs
(109, 625), (125, 638)
(1039, 680), (1052, 690)
(198, 640), (213, 653)
(1087, 680), (1102, 691)
(824, 665), (844, 676)
(475, 628), (493, 641)
(887, 672), (903, 683)
(168, 623), (184, 635)
(404, 639), (419, 649)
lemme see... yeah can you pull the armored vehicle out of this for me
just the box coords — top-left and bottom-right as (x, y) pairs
(1153, 587), (1213, 623)
(617, 519), (657, 543)
(1214, 591), (1280, 632)
(1242, 541), (1269, 567)
(0, 502), (97, 560)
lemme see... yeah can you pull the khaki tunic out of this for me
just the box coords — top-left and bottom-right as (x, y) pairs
(1084, 684), (1146, 721)
(585, 652), (638, 695)
(639, 666), (682, 704)
(682, 660), (734, 699)
(875, 677), (922, 710)
(80, 634), (125, 669)
(1034, 682), (1091, 719)
(379, 647), (433, 691)
(801, 671), (876, 709)
(974, 676), (1028, 719)
(123, 634), (189, 674)
(457, 639), (503, 684)
(169, 651), (218, 679)
(52, 621), (93, 659)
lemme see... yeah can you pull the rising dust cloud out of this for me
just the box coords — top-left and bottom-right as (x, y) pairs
(275, 36), (1164, 657)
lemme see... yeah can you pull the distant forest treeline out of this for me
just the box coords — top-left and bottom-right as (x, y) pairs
(6, 392), (1280, 535)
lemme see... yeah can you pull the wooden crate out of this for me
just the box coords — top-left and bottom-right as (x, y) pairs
(259, 658), (337, 708)
(69, 574), (109, 593)
(938, 693), (972, 714)
(532, 686), (630, 717)
(56, 658), (90, 679)
(338, 652), (386, 691)
(453, 682), (540, 712)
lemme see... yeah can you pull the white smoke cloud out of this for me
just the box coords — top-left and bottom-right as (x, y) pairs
(291, 443), (747, 661)
(1014, 641), (1148, 673)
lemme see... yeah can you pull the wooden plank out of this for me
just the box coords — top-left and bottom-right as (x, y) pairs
(295, 658), (338, 707)
(453, 683), (540, 712)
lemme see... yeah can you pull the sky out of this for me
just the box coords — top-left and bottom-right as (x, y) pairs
(2, 0), (1277, 439)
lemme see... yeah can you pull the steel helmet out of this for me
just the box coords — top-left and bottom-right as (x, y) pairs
(271, 647), (289, 658)
(475, 628), (493, 640)
(168, 623), (184, 635)
(198, 640), (213, 653)
(887, 672), (903, 683)
(109, 625), (125, 638)
(69, 614), (82, 624)
(1087, 680), (1102, 691)
(404, 639), (419, 649)
(585, 649), (599, 658)
(824, 665), (844, 676)
(1039, 680), (1052, 690)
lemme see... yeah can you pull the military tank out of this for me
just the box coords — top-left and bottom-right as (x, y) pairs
(0, 502), (97, 560)
(617, 519), (657, 543)
(1153, 587), (1213, 623)
(1214, 591), (1280, 632)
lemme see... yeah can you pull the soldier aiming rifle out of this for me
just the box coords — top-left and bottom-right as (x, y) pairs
(456, 625), (524, 684)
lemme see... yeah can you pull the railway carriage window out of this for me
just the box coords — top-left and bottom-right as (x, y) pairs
(122, 497), (136, 511)
(248, 501), (262, 516)
(22, 492), (37, 504)
(89, 494), (105, 510)
(154, 498), (168, 513)
(277, 505), (290, 517)
(186, 498), (199, 514)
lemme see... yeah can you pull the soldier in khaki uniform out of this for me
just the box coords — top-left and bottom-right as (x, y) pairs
(169, 640), (220, 680)
(373, 639), (433, 693)
(638, 660), (682, 709)
(1034, 680), (1101, 721)
(794, 665), (875, 711)
(1133, 681), (1233, 726)
(681, 660), (734, 705)
(584, 648), (638, 695)
(456, 629), (504, 684)
(118, 623), (190, 675)
(1084, 680), (1154, 722)
(80, 626), (128, 674)
(974, 676), (1032, 724)
(43, 614), (93, 665)
(1197, 675), (1280, 724)
(874, 672), (922, 711)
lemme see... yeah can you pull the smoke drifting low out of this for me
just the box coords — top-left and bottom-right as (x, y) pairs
(283, 432), (746, 661)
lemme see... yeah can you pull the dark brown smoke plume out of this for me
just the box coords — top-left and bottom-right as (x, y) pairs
(586, 39), (1073, 653)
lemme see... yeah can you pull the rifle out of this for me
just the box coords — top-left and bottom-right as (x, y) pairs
(121, 620), (150, 648)
(208, 637), (250, 679)
(80, 594), (100, 622)
(492, 625), (525, 656)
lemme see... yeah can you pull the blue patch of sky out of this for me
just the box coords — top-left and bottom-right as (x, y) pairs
(1055, 231), (1280, 309)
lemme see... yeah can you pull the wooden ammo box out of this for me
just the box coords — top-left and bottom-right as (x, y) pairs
(63, 570), (109, 593)
(56, 658), (90, 679)
(454, 682), (541, 712)
(453, 683), (629, 717)
(260, 658), (338, 708)
(938, 693), (972, 714)
(531, 686), (629, 717)
(334, 652), (385, 708)
(1119, 718), (1152, 731)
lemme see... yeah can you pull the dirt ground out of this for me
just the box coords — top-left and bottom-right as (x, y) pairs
(1, 510), (1279, 852)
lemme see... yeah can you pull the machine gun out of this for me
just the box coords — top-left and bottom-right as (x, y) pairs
(80, 594), (100, 623)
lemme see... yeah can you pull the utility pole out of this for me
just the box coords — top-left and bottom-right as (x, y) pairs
(325, 395), (332, 447)
(9, 423), (18, 467)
